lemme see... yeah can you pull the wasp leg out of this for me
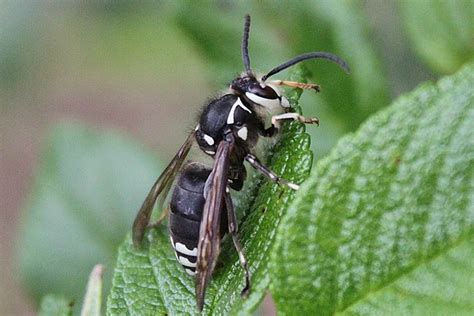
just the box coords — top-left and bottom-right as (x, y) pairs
(245, 154), (300, 190)
(147, 207), (170, 229)
(261, 113), (319, 137)
(224, 191), (250, 297)
(271, 112), (319, 126)
(268, 80), (320, 92)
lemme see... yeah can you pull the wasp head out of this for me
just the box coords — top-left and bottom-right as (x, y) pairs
(230, 74), (279, 100)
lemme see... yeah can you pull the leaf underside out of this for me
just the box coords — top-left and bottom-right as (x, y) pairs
(106, 68), (314, 315)
(270, 62), (474, 315)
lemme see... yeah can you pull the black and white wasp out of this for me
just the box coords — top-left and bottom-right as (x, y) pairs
(132, 14), (349, 311)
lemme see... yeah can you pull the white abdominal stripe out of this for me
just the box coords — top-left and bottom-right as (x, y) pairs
(185, 268), (196, 276)
(170, 238), (198, 276)
(175, 253), (197, 268)
(174, 241), (197, 256)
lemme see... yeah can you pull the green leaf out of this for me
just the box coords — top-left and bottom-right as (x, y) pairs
(38, 294), (73, 316)
(270, 62), (474, 315)
(18, 123), (162, 306)
(400, 0), (474, 74)
(106, 68), (313, 315)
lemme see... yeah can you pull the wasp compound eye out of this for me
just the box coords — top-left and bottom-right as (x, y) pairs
(248, 83), (279, 99)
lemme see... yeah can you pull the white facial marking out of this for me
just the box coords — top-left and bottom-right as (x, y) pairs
(177, 255), (197, 268)
(185, 268), (196, 276)
(175, 242), (198, 256)
(195, 124), (200, 131)
(226, 186), (230, 193)
(237, 126), (248, 140)
(227, 98), (251, 124)
(246, 92), (281, 109)
(203, 134), (214, 146)
(205, 150), (215, 155)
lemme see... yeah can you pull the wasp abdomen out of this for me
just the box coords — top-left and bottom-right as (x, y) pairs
(169, 163), (228, 276)
(169, 211), (200, 276)
(169, 163), (209, 276)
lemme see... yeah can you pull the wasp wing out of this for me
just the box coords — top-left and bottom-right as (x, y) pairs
(196, 132), (235, 311)
(132, 129), (195, 247)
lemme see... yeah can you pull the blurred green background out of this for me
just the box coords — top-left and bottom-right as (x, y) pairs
(0, 1), (471, 314)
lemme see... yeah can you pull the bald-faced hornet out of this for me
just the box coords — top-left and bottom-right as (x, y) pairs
(132, 14), (349, 311)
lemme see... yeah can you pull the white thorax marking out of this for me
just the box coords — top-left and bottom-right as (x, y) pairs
(203, 134), (214, 146)
(237, 126), (248, 140)
(227, 97), (252, 124)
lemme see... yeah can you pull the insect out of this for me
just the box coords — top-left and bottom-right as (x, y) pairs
(132, 14), (349, 311)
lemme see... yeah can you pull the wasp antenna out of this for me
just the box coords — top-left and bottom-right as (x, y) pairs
(262, 52), (350, 81)
(242, 14), (251, 73)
